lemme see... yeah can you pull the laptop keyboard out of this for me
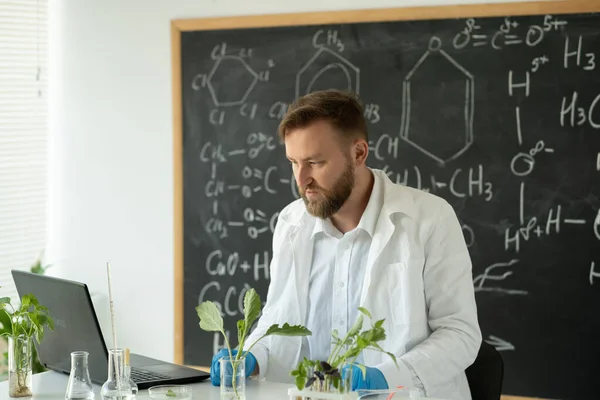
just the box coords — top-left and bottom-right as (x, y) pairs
(130, 367), (170, 382)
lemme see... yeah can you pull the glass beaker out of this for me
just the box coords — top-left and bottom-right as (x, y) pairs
(65, 351), (95, 400)
(101, 349), (133, 400)
(219, 356), (246, 400)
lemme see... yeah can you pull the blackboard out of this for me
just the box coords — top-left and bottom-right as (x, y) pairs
(172, 2), (600, 399)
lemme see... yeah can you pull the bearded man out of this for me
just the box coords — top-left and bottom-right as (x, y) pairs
(209, 89), (482, 400)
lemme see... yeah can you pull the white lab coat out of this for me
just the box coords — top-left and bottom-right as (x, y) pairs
(243, 169), (482, 400)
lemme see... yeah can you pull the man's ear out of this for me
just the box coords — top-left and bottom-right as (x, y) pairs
(353, 139), (369, 166)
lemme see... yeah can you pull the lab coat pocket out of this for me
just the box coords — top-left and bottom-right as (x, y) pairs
(386, 262), (408, 326)
(387, 258), (426, 326)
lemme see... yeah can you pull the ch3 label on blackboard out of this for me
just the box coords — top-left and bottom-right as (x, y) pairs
(312, 29), (345, 52)
(381, 164), (493, 202)
(560, 91), (600, 129)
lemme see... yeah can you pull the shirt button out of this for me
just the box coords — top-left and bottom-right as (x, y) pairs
(338, 281), (345, 288)
(338, 319), (344, 326)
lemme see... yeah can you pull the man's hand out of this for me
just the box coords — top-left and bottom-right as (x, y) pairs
(342, 364), (388, 391)
(209, 349), (257, 386)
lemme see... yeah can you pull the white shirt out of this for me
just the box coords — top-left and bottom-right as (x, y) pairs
(300, 171), (382, 364)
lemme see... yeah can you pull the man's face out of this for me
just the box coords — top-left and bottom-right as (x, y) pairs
(284, 120), (356, 219)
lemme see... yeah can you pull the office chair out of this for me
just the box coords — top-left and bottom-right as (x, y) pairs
(465, 340), (504, 400)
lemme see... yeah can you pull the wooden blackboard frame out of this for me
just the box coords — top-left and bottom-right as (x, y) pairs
(171, 1), (600, 397)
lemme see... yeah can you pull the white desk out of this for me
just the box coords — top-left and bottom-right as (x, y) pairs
(0, 371), (444, 400)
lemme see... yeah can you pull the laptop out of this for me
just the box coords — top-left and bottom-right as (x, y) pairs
(11, 270), (210, 389)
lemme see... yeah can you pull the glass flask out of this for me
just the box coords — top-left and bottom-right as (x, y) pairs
(100, 349), (133, 400)
(65, 351), (95, 400)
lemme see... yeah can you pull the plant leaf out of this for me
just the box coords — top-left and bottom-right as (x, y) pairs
(20, 295), (32, 311)
(357, 307), (372, 319)
(320, 361), (332, 372)
(347, 315), (363, 337)
(264, 323), (311, 337)
(361, 326), (386, 343)
(354, 363), (367, 379)
(305, 376), (316, 388)
(369, 343), (398, 368)
(295, 375), (305, 390)
(344, 347), (361, 360)
(195, 302), (224, 332)
(0, 297), (10, 305)
(356, 335), (368, 350)
(374, 319), (385, 329)
(243, 288), (261, 333)
(237, 320), (245, 348)
(46, 315), (54, 331)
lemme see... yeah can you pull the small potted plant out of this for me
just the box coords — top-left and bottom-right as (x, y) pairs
(196, 288), (311, 400)
(0, 291), (54, 398)
(289, 307), (398, 400)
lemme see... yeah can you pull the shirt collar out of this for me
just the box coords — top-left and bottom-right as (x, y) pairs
(311, 215), (340, 239)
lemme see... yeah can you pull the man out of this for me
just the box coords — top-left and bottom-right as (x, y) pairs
(210, 89), (482, 399)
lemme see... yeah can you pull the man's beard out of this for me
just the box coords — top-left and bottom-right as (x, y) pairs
(299, 162), (355, 219)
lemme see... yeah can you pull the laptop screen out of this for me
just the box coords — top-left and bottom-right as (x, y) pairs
(11, 270), (110, 382)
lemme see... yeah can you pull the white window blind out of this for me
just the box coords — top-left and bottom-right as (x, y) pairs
(0, 0), (48, 304)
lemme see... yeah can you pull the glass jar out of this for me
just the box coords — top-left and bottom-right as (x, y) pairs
(8, 335), (33, 398)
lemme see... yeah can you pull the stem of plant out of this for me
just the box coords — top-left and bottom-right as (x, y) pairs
(220, 331), (242, 399)
(328, 329), (353, 366)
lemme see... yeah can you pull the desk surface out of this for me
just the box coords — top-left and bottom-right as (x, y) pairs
(0, 371), (445, 400)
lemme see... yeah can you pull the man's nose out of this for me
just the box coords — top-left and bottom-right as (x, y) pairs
(296, 165), (312, 188)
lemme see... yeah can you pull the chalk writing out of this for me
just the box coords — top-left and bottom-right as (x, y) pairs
(486, 335), (515, 352)
(182, 18), (600, 387)
(473, 259), (529, 295)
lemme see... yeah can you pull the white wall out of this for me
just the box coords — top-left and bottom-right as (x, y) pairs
(47, 0), (525, 363)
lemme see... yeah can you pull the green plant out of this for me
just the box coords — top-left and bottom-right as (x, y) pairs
(290, 307), (398, 392)
(0, 291), (54, 397)
(0, 259), (51, 378)
(196, 288), (311, 399)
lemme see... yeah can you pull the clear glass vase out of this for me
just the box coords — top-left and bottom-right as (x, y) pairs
(8, 335), (33, 398)
(219, 356), (246, 400)
(65, 351), (95, 400)
(101, 349), (134, 400)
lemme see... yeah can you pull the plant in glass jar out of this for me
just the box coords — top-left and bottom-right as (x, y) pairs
(290, 307), (397, 398)
(0, 291), (54, 398)
(196, 288), (311, 400)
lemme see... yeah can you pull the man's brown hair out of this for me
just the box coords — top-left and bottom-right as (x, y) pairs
(278, 90), (368, 142)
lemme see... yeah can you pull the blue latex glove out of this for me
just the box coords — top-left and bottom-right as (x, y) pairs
(342, 364), (388, 391)
(210, 349), (257, 386)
